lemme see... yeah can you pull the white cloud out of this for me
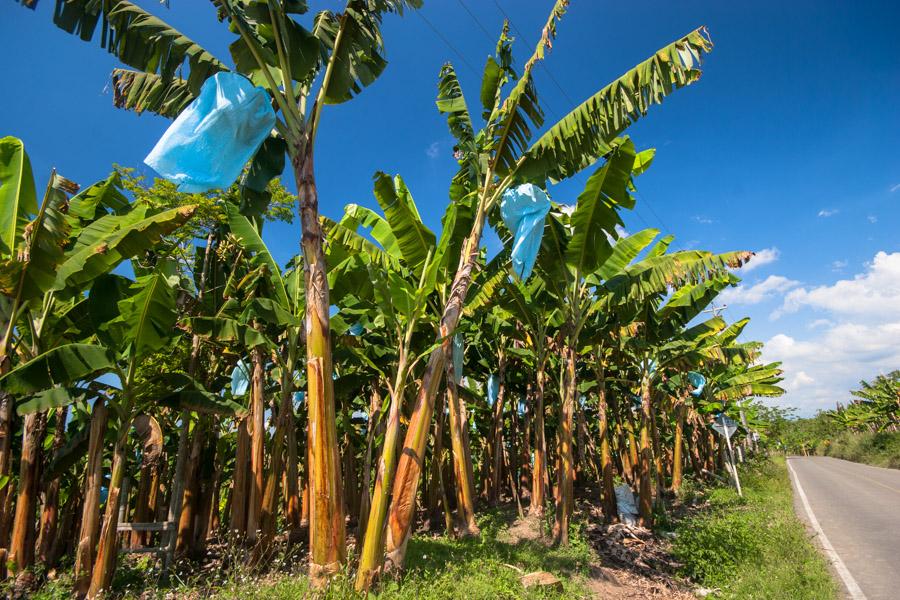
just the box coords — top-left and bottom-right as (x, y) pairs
(777, 251), (900, 321)
(831, 259), (847, 271)
(739, 247), (779, 273)
(763, 323), (900, 415)
(786, 371), (815, 390)
(762, 251), (900, 415)
(868, 215), (878, 223)
(693, 215), (714, 224)
(425, 141), (440, 159)
(890, 183), (900, 193)
(807, 318), (833, 329)
(719, 275), (800, 306)
(818, 208), (839, 217)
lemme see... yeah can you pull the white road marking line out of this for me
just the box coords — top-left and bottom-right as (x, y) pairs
(787, 458), (868, 600)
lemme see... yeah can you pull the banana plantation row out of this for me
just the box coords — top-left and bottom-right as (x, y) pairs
(823, 372), (900, 433)
(1, 0), (783, 597)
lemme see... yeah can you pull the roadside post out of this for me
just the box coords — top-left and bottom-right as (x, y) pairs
(711, 413), (743, 497)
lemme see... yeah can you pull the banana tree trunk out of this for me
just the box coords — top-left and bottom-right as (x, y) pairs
(73, 399), (108, 596)
(530, 364), (547, 518)
(357, 387), (382, 538)
(254, 382), (294, 565)
(172, 233), (216, 554)
(509, 391), (521, 504)
(49, 483), (79, 568)
(206, 456), (223, 542)
(426, 410), (443, 522)
(342, 429), (359, 527)
(246, 345), (266, 544)
(625, 423), (639, 485)
(87, 430), (128, 599)
(294, 149), (345, 587)
(191, 420), (218, 557)
(0, 391), (12, 577)
(38, 405), (69, 563)
(489, 352), (507, 505)
(687, 421), (704, 480)
(9, 410), (47, 580)
(521, 384), (532, 494)
(596, 372), (617, 522)
(284, 403), (302, 544)
(445, 361), (478, 538)
(384, 213), (486, 571)
(552, 343), (576, 546)
(649, 395), (665, 509)
(671, 400), (686, 492)
(176, 418), (205, 552)
(355, 369), (404, 591)
(427, 397), (448, 525)
(575, 400), (587, 481)
(130, 451), (153, 549)
(230, 417), (250, 536)
(638, 373), (654, 528)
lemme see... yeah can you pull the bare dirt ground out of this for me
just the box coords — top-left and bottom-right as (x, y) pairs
(498, 501), (697, 599)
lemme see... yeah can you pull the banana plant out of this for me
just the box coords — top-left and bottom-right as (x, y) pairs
(33, 1), (422, 582)
(615, 273), (741, 526)
(0, 263), (245, 596)
(185, 203), (305, 556)
(0, 136), (197, 582)
(495, 278), (560, 519)
(320, 173), (449, 590)
(385, 0), (714, 565)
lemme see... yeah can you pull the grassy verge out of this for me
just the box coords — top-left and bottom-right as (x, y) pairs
(671, 456), (837, 600)
(819, 430), (900, 469)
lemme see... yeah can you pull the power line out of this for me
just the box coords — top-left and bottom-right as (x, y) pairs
(489, 0), (574, 117)
(416, 9), (481, 77)
(455, 0), (495, 42)
(485, 1), (689, 249)
(461, 1), (721, 298)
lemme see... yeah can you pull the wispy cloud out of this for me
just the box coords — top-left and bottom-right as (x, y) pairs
(831, 260), (847, 271)
(818, 208), (839, 217)
(868, 215), (878, 223)
(739, 247), (779, 273)
(890, 183), (900, 193)
(425, 141), (440, 159)
(693, 215), (714, 225)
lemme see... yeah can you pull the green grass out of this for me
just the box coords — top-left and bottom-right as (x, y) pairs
(207, 512), (594, 600)
(819, 430), (900, 469)
(31, 509), (594, 599)
(671, 456), (837, 600)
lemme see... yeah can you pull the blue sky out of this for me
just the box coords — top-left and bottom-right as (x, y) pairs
(2, 1), (898, 415)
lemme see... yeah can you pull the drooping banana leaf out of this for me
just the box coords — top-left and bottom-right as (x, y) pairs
(0, 343), (115, 395)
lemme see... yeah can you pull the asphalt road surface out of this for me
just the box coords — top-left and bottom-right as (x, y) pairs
(787, 456), (900, 600)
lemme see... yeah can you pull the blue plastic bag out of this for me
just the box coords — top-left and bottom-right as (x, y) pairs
(500, 183), (551, 280)
(145, 72), (276, 193)
(688, 371), (706, 397)
(452, 334), (464, 380)
(231, 359), (251, 396)
(487, 373), (499, 406)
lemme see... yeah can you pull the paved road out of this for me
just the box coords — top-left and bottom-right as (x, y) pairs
(787, 456), (900, 600)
